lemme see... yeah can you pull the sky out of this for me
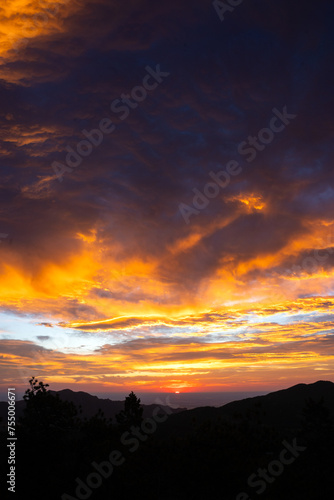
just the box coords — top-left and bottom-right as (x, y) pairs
(0, 0), (334, 397)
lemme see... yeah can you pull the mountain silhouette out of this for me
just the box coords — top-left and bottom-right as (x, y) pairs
(150, 380), (334, 438)
(49, 388), (186, 420)
(1, 380), (333, 500)
(0, 388), (184, 429)
(1, 380), (333, 432)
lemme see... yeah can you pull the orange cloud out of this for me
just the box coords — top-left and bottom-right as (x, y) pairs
(0, 0), (73, 56)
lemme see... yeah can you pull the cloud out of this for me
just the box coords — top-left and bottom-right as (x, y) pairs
(0, 0), (333, 390)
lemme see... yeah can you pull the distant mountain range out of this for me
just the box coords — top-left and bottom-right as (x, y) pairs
(0, 388), (185, 427)
(49, 388), (186, 420)
(1, 380), (333, 431)
(153, 380), (334, 437)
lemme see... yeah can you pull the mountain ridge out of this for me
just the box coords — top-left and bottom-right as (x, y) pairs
(1, 380), (333, 430)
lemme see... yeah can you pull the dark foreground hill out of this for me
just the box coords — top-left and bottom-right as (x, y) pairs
(0, 380), (333, 500)
(121, 380), (334, 500)
(155, 379), (334, 437)
(221, 379), (334, 426)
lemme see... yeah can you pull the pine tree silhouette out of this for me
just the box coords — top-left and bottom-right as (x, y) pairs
(116, 391), (143, 429)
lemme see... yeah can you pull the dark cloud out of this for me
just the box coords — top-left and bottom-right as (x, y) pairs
(0, 339), (50, 357)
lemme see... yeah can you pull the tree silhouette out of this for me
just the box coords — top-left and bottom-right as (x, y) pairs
(116, 391), (143, 429)
(23, 376), (49, 400)
(20, 377), (78, 434)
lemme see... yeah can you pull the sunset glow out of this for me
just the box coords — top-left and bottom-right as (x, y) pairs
(0, 0), (333, 397)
